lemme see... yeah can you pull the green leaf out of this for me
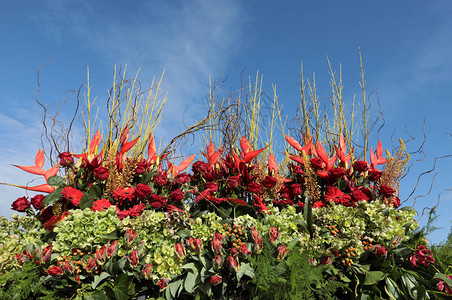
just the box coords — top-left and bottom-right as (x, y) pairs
(303, 196), (313, 235)
(79, 196), (95, 210)
(433, 273), (452, 288)
(236, 262), (254, 282)
(181, 262), (198, 274)
(102, 230), (118, 241)
(86, 290), (107, 300)
(401, 273), (418, 299)
(168, 278), (183, 298)
(43, 187), (62, 206)
(140, 171), (155, 184)
(385, 277), (401, 300)
(286, 238), (299, 251)
(177, 229), (191, 239)
(47, 176), (66, 187)
(399, 206), (417, 212)
(364, 271), (386, 285)
(112, 274), (129, 300)
(184, 271), (199, 294)
(92, 272), (111, 289)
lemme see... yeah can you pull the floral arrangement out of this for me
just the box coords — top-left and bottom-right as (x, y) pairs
(1, 69), (451, 299)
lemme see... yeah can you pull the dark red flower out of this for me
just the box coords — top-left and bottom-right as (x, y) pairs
(239, 243), (252, 256)
(269, 227), (279, 243)
(112, 187), (136, 204)
(16, 251), (32, 266)
(153, 174), (167, 186)
(175, 243), (186, 259)
(40, 245), (52, 263)
(135, 183), (153, 199)
(92, 199), (112, 212)
(368, 168), (382, 181)
(210, 275), (222, 286)
(212, 233), (224, 254)
(125, 229), (137, 245)
(11, 197), (31, 212)
(227, 176), (240, 189)
(192, 161), (210, 174)
(213, 255), (223, 270)
(142, 263), (153, 280)
(254, 195), (269, 214)
(158, 278), (169, 291)
(290, 183), (303, 196)
(175, 173), (191, 184)
(263, 176), (278, 188)
(129, 203), (146, 217)
(149, 194), (167, 209)
(380, 185), (396, 197)
(135, 159), (147, 174)
(325, 186), (350, 205)
(353, 161), (369, 172)
(83, 257), (97, 273)
(39, 206), (54, 222)
(61, 187), (84, 207)
(393, 196), (401, 208)
(58, 152), (74, 166)
(46, 265), (64, 276)
(351, 189), (369, 202)
(31, 194), (45, 210)
(291, 164), (304, 175)
(312, 201), (326, 208)
(107, 241), (119, 258)
(93, 166), (109, 181)
(410, 244), (435, 267)
(374, 244), (387, 258)
(227, 255), (239, 272)
(170, 189), (184, 202)
(329, 167), (346, 181)
(128, 250), (139, 267)
(310, 157), (324, 170)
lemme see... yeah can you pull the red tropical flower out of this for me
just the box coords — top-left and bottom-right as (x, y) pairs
(276, 245), (288, 260)
(437, 275), (452, 295)
(125, 229), (137, 245)
(149, 194), (167, 209)
(92, 199), (112, 212)
(46, 265), (64, 276)
(269, 227), (279, 243)
(175, 243), (186, 259)
(410, 244), (435, 267)
(170, 189), (184, 202)
(61, 187), (84, 207)
(253, 195), (269, 214)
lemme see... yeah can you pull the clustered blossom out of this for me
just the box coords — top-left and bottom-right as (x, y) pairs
(410, 244), (435, 267)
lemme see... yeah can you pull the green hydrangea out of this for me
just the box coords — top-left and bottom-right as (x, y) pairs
(53, 206), (119, 255)
(189, 212), (223, 241)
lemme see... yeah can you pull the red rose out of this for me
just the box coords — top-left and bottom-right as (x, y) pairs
(353, 161), (369, 172)
(94, 166), (109, 181)
(280, 186), (293, 200)
(392, 196), (401, 208)
(290, 183), (303, 196)
(46, 265), (64, 276)
(170, 189), (185, 202)
(135, 183), (153, 199)
(58, 152), (74, 166)
(368, 168), (382, 181)
(153, 175), (167, 186)
(247, 182), (262, 194)
(263, 176), (278, 188)
(11, 197), (31, 212)
(291, 163), (304, 175)
(351, 189), (369, 202)
(329, 167), (346, 180)
(175, 173), (191, 184)
(310, 158), (324, 170)
(135, 159), (147, 174)
(149, 194), (167, 209)
(209, 275), (222, 286)
(31, 194), (45, 210)
(192, 161), (209, 174)
(379, 185), (396, 197)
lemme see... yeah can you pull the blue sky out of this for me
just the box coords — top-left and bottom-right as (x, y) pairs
(1, 0), (451, 243)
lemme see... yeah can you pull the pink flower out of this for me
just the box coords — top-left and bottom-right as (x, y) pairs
(269, 227), (279, 243)
(437, 275), (452, 295)
(410, 244), (435, 267)
(61, 187), (84, 207)
(210, 275), (222, 286)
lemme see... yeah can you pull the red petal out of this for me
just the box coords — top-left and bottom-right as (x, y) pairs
(284, 135), (302, 151)
(240, 136), (252, 154)
(44, 165), (60, 181)
(89, 130), (102, 155)
(13, 165), (44, 175)
(148, 133), (156, 158)
(243, 146), (268, 163)
(18, 184), (55, 193)
(315, 142), (329, 164)
(289, 155), (304, 165)
(35, 150), (45, 168)
(268, 152), (278, 172)
(120, 136), (140, 156)
(178, 154), (196, 173)
(370, 146), (377, 168)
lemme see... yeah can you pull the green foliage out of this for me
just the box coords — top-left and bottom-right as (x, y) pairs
(250, 238), (345, 300)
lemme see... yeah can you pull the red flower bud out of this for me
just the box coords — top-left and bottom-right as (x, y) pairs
(269, 227), (279, 243)
(175, 243), (186, 259)
(46, 265), (64, 276)
(128, 250), (139, 267)
(107, 240), (119, 258)
(142, 263), (153, 280)
(31, 194), (45, 210)
(213, 255), (223, 270)
(276, 245), (288, 260)
(212, 233), (224, 255)
(125, 229), (137, 245)
(374, 244), (387, 258)
(209, 275), (222, 286)
(58, 152), (74, 166)
(227, 255), (239, 273)
(158, 278), (169, 291)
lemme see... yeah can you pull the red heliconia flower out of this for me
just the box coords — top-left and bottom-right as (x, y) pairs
(95, 245), (107, 264)
(410, 244), (435, 267)
(11, 197), (31, 212)
(168, 154), (196, 178)
(285, 134), (313, 156)
(269, 227), (279, 243)
(128, 250), (139, 267)
(61, 187), (84, 207)
(142, 264), (153, 280)
(369, 140), (386, 170)
(237, 136), (269, 164)
(268, 152), (278, 173)
(147, 133), (159, 165)
(46, 265), (64, 277)
(253, 195), (269, 214)
(276, 245), (289, 260)
(315, 142), (337, 179)
(335, 134), (352, 166)
(202, 141), (224, 165)
(227, 255), (239, 273)
(212, 233), (224, 255)
(58, 152), (74, 166)
(210, 275), (222, 286)
(107, 241), (119, 258)
(158, 278), (169, 291)
(374, 244), (387, 259)
(175, 243), (186, 259)
(31, 194), (45, 210)
(92, 199), (112, 212)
